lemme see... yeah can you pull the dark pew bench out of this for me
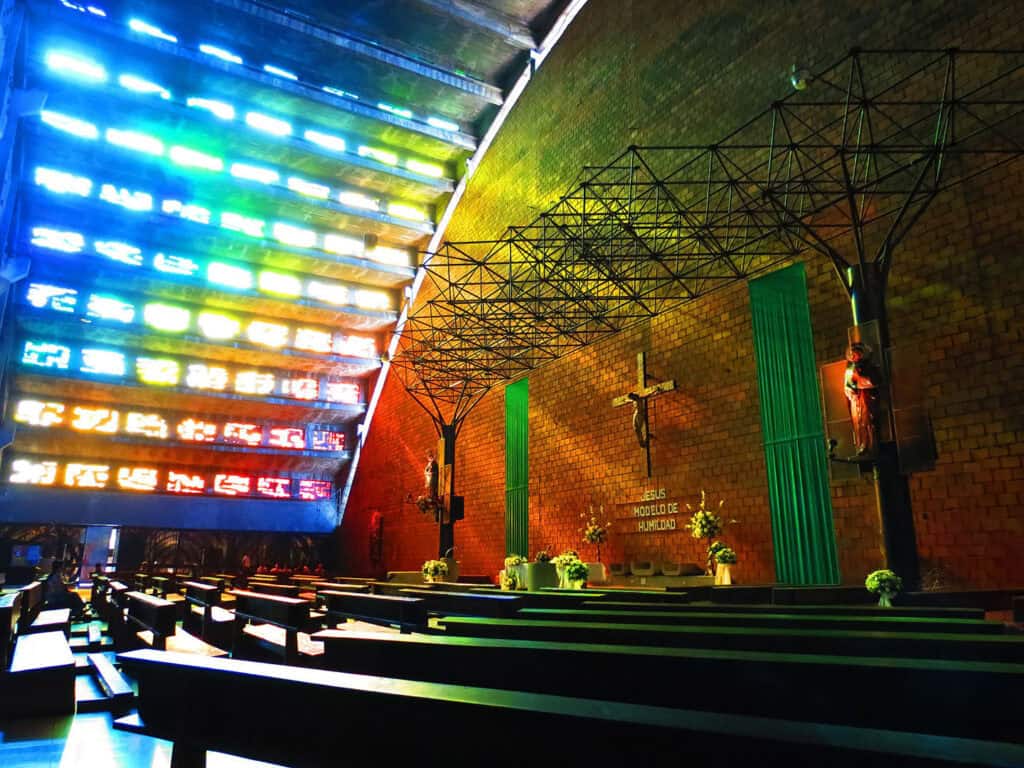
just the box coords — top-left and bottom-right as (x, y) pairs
(115, 648), (1024, 768)
(331, 576), (377, 585)
(228, 589), (322, 665)
(182, 581), (233, 649)
(90, 573), (110, 607)
(519, 607), (1007, 635)
(312, 629), (1024, 744)
(436, 616), (1024, 663)
(246, 581), (303, 598)
(14, 580), (44, 634)
(398, 588), (523, 618)
(2, 630), (76, 717)
(126, 591), (226, 657)
(24, 608), (72, 637)
(0, 591), (22, 669)
(320, 590), (426, 632)
(582, 600), (987, 620)
(540, 586), (694, 603)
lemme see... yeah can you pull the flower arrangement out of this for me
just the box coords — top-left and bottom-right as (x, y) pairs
(865, 569), (902, 607)
(551, 550), (579, 569)
(421, 559), (448, 582)
(534, 550), (552, 563)
(685, 490), (736, 575)
(580, 507), (611, 562)
(500, 569), (519, 590)
(564, 558), (589, 584)
(504, 554), (525, 569)
(714, 546), (737, 565)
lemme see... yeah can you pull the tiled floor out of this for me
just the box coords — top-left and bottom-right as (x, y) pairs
(0, 712), (283, 767)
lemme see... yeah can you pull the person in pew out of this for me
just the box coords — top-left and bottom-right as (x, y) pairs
(43, 559), (85, 619)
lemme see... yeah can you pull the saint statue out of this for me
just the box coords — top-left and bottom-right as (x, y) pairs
(844, 342), (882, 457)
(627, 393), (650, 448)
(424, 451), (439, 498)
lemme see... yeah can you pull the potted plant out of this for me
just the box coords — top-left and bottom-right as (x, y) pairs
(865, 569), (902, 607)
(713, 545), (737, 585)
(421, 559), (448, 584)
(564, 558), (590, 589)
(552, 550), (580, 589)
(524, 550), (558, 591)
(499, 555), (526, 590)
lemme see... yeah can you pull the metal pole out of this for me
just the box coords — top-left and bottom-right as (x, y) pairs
(439, 422), (457, 558)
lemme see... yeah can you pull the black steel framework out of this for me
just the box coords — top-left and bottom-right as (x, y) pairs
(391, 48), (1024, 434)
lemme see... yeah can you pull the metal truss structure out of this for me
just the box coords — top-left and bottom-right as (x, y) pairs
(390, 48), (1024, 430)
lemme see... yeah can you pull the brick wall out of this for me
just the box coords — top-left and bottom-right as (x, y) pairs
(341, 0), (1024, 588)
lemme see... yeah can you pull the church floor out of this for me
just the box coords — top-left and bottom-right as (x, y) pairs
(0, 711), (284, 768)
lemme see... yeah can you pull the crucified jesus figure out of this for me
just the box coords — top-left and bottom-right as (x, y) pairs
(627, 392), (650, 448)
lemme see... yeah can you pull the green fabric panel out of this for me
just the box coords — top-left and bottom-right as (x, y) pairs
(749, 264), (840, 585)
(505, 378), (529, 557)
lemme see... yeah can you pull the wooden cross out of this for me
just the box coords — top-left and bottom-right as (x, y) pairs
(612, 351), (676, 477)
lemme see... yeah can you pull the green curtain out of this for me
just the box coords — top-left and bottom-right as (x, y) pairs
(504, 378), (529, 557)
(749, 264), (840, 584)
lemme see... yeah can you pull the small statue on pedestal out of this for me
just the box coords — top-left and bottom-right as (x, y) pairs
(424, 451), (439, 498)
(844, 342), (882, 458)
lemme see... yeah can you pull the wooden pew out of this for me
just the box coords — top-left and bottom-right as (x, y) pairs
(14, 580), (44, 634)
(182, 581), (233, 649)
(331, 576), (376, 585)
(126, 591), (226, 657)
(319, 590), (426, 632)
(436, 616), (1024, 663)
(2, 631), (76, 718)
(246, 581), (303, 598)
(312, 630), (1024, 744)
(398, 588), (523, 618)
(24, 608), (72, 637)
(115, 648), (1024, 768)
(518, 607), (1007, 635)
(0, 591), (22, 669)
(228, 590), (321, 665)
(582, 600), (987, 620)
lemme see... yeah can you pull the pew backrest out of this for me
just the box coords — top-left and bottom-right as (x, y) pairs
(228, 590), (311, 630)
(126, 591), (177, 649)
(320, 590), (426, 631)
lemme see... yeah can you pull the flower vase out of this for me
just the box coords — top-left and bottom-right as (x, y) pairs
(714, 563), (732, 585)
(556, 565), (567, 589)
(424, 574), (435, 584)
(878, 591), (893, 608)
(569, 579), (586, 590)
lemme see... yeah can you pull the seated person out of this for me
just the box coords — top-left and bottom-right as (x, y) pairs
(43, 560), (86, 619)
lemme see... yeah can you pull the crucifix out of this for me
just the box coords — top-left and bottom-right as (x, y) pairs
(611, 351), (676, 477)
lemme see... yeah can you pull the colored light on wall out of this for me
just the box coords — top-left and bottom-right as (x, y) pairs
(294, 328), (331, 354)
(186, 97), (235, 121)
(378, 103), (413, 119)
(353, 289), (391, 311)
(282, 377), (319, 400)
(26, 283), (78, 312)
(22, 341), (71, 369)
(263, 65), (297, 80)
(287, 177), (329, 199)
(311, 430), (345, 451)
(247, 320), (289, 348)
(154, 253), (201, 276)
(322, 234), (363, 258)
(427, 116), (460, 132)
(245, 112), (291, 136)
(163, 201), (212, 225)
(95, 241), (143, 266)
(10, 459), (58, 486)
(207, 261), (254, 289)
(197, 311), (241, 340)
(303, 129), (345, 153)
(44, 50), (108, 81)
(357, 146), (398, 165)
(31, 227), (84, 253)
(298, 479), (332, 501)
(230, 163), (279, 185)
(272, 222), (316, 249)
(65, 462), (110, 489)
(334, 335), (377, 358)
(387, 202), (428, 222)
(167, 471), (204, 494)
(199, 44), (243, 65)
(406, 159), (444, 178)
(87, 294), (136, 323)
(128, 18), (178, 43)
(305, 281), (348, 306)
(117, 467), (159, 491)
(235, 371), (275, 395)
(136, 357), (180, 385)
(40, 110), (99, 139)
(256, 477), (291, 498)
(117, 74), (171, 99)
(81, 348), (126, 376)
(258, 271), (301, 296)
(177, 418), (218, 442)
(369, 246), (411, 267)
(324, 382), (360, 404)
(143, 303), (191, 333)
(99, 184), (153, 212)
(35, 167), (92, 196)
(338, 191), (379, 211)
(268, 427), (304, 449)
(170, 146), (224, 172)
(322, 86), (358, 99)
(105, 128), (164, 156)
(220, 212), (265, 239)
(186, 364), (229, 391)
(13, 400), (65, 427)
(125, 412), (169, 439)
(213, 473), (251, 496)
(70, 406), (119, 433)
(224, 422), (262, 446)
